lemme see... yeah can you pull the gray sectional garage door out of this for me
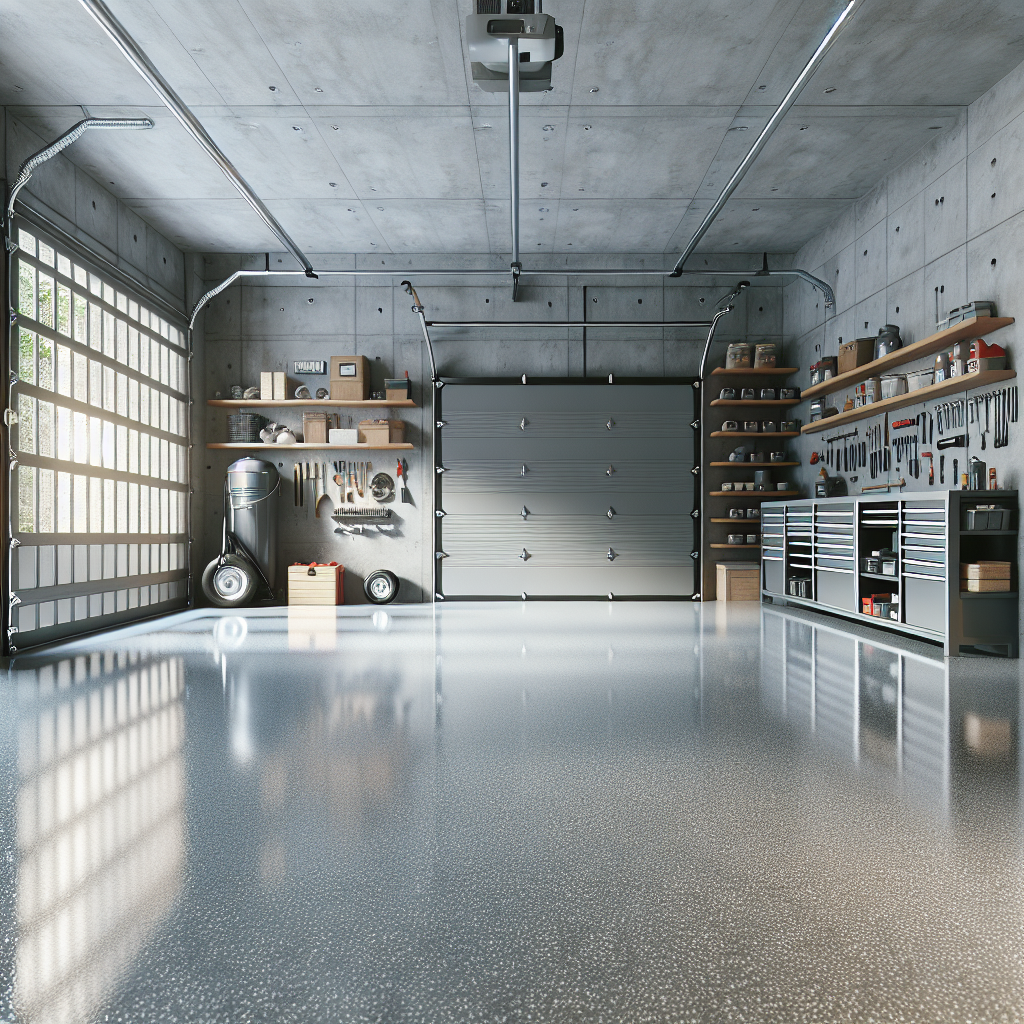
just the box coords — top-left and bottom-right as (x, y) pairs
(435, 382), (696, 598)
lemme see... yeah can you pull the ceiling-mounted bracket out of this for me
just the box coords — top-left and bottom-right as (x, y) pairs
(511, 261), (522, 302)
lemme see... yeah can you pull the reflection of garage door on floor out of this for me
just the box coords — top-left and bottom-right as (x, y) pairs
(435, 383), (696, 598)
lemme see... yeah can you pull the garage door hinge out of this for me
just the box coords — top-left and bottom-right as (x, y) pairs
(436, 420), (447, 429)
(435, 550), (448, 559)
(606, 506), (616, 519)
(690, 550), (699, 560)
(606, 548), (616, 561)
(520, 548), (531, 561)
(690, 508), (699, 519)
(691, 419), (700, 430)
(690, 466), (699, 476)
(435, 509), (446, 517)
(606, 418), (615, 430)
(520, 417), (528, 430)
(521, 506), (530, 519)
(436, 465), (447, 474)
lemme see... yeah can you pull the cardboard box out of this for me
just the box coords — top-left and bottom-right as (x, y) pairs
(273, 371), (287, 401)
(260, 371), (273, 401)
(330, 355), (369, 402)
(385, 378), (411, 402)
(328, 428), (359, 445)
(716, 562), (759, 602)
(358, 419), (405, 445)
(288, 563), (344, 606)
(302, 412), (329, 444)
(838, 337), (876, 374)
(960, 561), (1011, 580)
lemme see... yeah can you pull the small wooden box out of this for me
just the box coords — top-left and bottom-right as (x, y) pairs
(717, 562), (760, 602)
(330, 355), (369, 402)
(302, 412), (329, 444)
(288, 563), (344, 605)
(358, 419), (406, 445)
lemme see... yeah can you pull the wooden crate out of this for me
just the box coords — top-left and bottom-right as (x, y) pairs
(717, 562), (760, 601)
(288, 563), (344, 605)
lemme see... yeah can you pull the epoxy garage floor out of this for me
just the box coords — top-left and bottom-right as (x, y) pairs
(2, 602), (1022, 1024)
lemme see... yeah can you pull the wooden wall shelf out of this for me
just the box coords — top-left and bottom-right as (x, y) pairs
(710, 431), (800, 438)
(710, 543), (761, 549)
(709, 461), (799, 467)
(209, 398), (415, 408)
(709, 399), (800, 407)
(800, 315), (1014, 402)
(207, 442), (414, 450)
(800, 369), (1016, 435)
(711, 367), (798, 376)
(709, 490), (800, 498)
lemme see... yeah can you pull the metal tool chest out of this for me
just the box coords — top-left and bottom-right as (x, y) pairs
(761, 491), (1018, 656)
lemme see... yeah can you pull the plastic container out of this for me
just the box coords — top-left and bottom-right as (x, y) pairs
(880, 374), (908, 399)
(906, 368), (934, 391)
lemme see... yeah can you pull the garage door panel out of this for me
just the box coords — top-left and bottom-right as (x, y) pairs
(442, 436), (692, 461)
(442, 515), (693, 565)
(443, 491), (688, 515)
(440, 384), (687, 414)
(442, 566), (694, 596)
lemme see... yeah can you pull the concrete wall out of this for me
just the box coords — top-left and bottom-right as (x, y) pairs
(3, 114), (186, 315)
(197, 253), (785, 603)
(783, 55), (1024, 634)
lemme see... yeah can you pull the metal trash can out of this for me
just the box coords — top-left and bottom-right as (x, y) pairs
(226, 458), (279, 587)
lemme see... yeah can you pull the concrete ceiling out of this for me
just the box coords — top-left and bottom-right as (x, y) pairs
(3, 0), (1024, 257)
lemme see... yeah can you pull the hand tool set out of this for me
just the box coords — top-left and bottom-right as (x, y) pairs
(968, 385), (1018, 449)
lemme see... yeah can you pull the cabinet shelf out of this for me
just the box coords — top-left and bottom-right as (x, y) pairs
(959, 530), (1016, 536)
(711, 367), (798, 376)
(800, 369), (1016, 435)
(800, 315), (1014, 402)
(960, 591), (1018, 598)
(710, 431), (800, 438)
(860, 571), (900, 582)
(207, 442), (414, 450)
(709, 399), (800, 407)
(710, 518), (760, 524)
(208, 398), (416, 408)
(710, 543), (761, 549)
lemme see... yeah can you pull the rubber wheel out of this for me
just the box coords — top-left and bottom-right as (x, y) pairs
(202, 553), (259, 608)
(364, 569), (399, 605)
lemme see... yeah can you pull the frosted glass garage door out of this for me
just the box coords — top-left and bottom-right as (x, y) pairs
(9, 223), (189, 651)
(435, 383), (696, 597)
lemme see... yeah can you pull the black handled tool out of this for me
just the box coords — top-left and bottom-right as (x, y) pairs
(936, 434), (966, 449)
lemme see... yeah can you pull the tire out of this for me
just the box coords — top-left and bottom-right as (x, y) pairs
(363, 569), (399, 605)
(202, 553), (259, 608)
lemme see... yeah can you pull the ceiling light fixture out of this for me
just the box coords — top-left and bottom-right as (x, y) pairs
(583, 125), (591, 130)
(331, 125), (339, 130)
(329, 182), (337, 187)
(268, 85), (279, 92)
(590, 87), (599, 93)
(292, 125), (302, 131)
(824, 87), (836, 93)
(729, 126), (749, 131)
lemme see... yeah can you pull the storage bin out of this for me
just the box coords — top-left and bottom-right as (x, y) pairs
(754, 343), (779, 368)
(358, 419), (406, 445)
(288, 563), (345, 606)
(838, 337), (875, 374)
(385, 377), (411, 401)
(330, 355), (370, 401)
(960, 561), (1011, 580)
(962, 506), (1011, 530)
(717, 562), (759, 601)
(880, 374), (907, 399)
(906, 368), (933, 391)
(227, 413), (266, 442)
(725, 344), (753, 369)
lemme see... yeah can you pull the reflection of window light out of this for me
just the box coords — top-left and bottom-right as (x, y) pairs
(14, 657), (184, 1024)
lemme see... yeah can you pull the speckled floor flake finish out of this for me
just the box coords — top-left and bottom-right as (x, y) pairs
(1, 602), (1022, 1024)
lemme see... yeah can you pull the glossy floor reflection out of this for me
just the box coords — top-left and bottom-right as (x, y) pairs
(1, 602), (1022, 1023)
